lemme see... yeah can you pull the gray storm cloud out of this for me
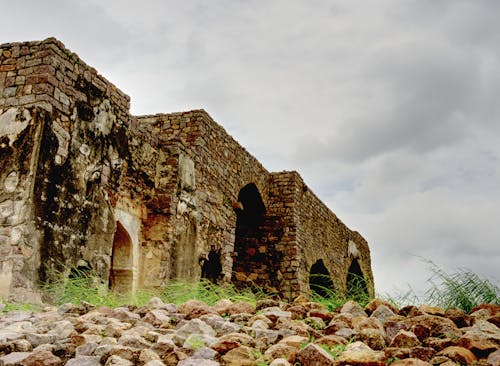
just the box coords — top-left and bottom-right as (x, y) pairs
(3, 0), (499, 295)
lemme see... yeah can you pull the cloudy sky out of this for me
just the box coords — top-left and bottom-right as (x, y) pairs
(3, 0), (499, 297)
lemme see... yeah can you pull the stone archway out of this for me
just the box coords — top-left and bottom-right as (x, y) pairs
(309, 259), (335, 297)
(232, 183), (266, 286)
(346, 259), (368, 299)
(201, 249), (223, 283)
(109, 221), (134, 293)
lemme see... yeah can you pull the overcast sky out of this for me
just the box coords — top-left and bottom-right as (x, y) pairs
(3, 0), (499, 297)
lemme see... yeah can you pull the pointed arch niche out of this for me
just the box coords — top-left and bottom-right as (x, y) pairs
(309, 259), (335, 297)
(232, 183), (266, 285)
(109, 209), (140, 293)
(346, 259), (368, 299)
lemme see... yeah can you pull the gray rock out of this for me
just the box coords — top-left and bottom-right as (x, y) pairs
(173, 318), (216, 346)
(26, 333), (57, 347)
(105, 355), (134, 366)
(370, 305), (396, 325)
(145, 297), (165, 309)
(178, 358), (220, 366)
(75, 342), (98, 356)
(192, 346), (218, 360)
(0, 352), (32, 366)
(296, 343), (335, 366)
(340, 301), (367, 318)
(65, 356), (101, 366)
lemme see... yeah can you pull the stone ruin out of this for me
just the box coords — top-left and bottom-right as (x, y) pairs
(0, 38), (374, 302)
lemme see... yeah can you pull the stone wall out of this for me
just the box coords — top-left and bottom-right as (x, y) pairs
(0, 37), (374, 302)
(1, 38), (130, 301)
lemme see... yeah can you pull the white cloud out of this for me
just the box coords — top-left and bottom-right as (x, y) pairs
(4, 0), (499, 297)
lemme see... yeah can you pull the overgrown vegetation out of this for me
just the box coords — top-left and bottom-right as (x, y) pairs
(310, 273), (372, 311)
(41, 268), (267, 308)
(2, 261), (498, 313)
(424, 261), (499, 312)
(384, 260), (499, 312)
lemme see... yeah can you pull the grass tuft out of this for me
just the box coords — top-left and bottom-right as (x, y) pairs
(310, 273), (372, 310)
(424, 260), (499, 312)
(382, 260), (499, 312)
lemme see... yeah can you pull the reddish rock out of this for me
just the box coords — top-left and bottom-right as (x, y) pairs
(226, 301), (255, 316)
(285, 305), (307, 320)
(341, 301), (368, 318)
(437, 346), (477, 365)
(398, 306), (424, 317)
(400, 315), (461, 339)
(424, 337), (456, 351)
(471, 304), (500, 316)
(384, 347), (410, 360)
(213, 299), (233, 315)
(264, 343), (297, 363)
(391, 357), (433, 366)
(315, 335), (349, 348)
(411, 324), (431, 341)
(325, 320), (350, 335)
(279, 335), (310, 349)
(419, 305), (445, 317)
(385, 320), (410, 343)
(309, 308), (334, 322)
(390, 330), (421, 348)
(221, 345), (256, 366)
(296, 343), (336, 366)
(408, 346), (436, 361)
(21, 350), (62, 366)
(445, 308), (470, 328)
(364, 299), (398, 315)
(337, 341), (386, 366)
(357, 328), (387, 350)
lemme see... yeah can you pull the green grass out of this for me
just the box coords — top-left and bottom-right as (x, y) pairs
(384, 260), (500, 312)
(310, 273), (372, 311)
(159, 278), (267, 306)
(424, 261), (499, 313)
(42, 268), (267, 308)
(0, 300), (43, 313)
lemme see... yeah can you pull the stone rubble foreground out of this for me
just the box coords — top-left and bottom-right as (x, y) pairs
(0, 297), (499, 366)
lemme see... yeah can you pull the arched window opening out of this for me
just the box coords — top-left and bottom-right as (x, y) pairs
(201, 249), (222, 283)
(109, 221), (133, 293)
(233, 183), (266, 285)
(309, 259), (335, 298)
(346, 259), (368, 300)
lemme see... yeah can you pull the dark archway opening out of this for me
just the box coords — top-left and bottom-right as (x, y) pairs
(346, 259), (368, 300)
(201, 249), (223, 283)
(69, 261), (93, 279)
(233, 183), (266, 286)
(109, 221), (133, 293)
(309, 259), (335, 298)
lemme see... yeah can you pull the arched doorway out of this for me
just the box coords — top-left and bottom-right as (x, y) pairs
(309, 259), (335, 297)
(232, 183), (266, 286)
(201, 249), (222, 283)
(109, 221), (134, 293)
(346, 259), (368, 300)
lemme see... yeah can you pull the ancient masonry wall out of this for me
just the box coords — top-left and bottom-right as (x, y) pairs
(0, 38), (130, 301)
(0, 38), (374, 302)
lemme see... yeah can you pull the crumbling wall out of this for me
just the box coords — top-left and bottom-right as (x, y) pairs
(0, 38), (130, 300)
(293, 173), (374, 297)
(1, 37), (374, 302)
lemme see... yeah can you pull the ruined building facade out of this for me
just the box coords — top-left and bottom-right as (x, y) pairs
(0, 38), (374, 302)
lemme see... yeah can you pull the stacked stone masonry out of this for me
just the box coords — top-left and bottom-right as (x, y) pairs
(0, 38), (374, 302)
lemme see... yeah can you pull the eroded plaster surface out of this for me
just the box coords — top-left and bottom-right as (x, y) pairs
(0, 38), (374, 301)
